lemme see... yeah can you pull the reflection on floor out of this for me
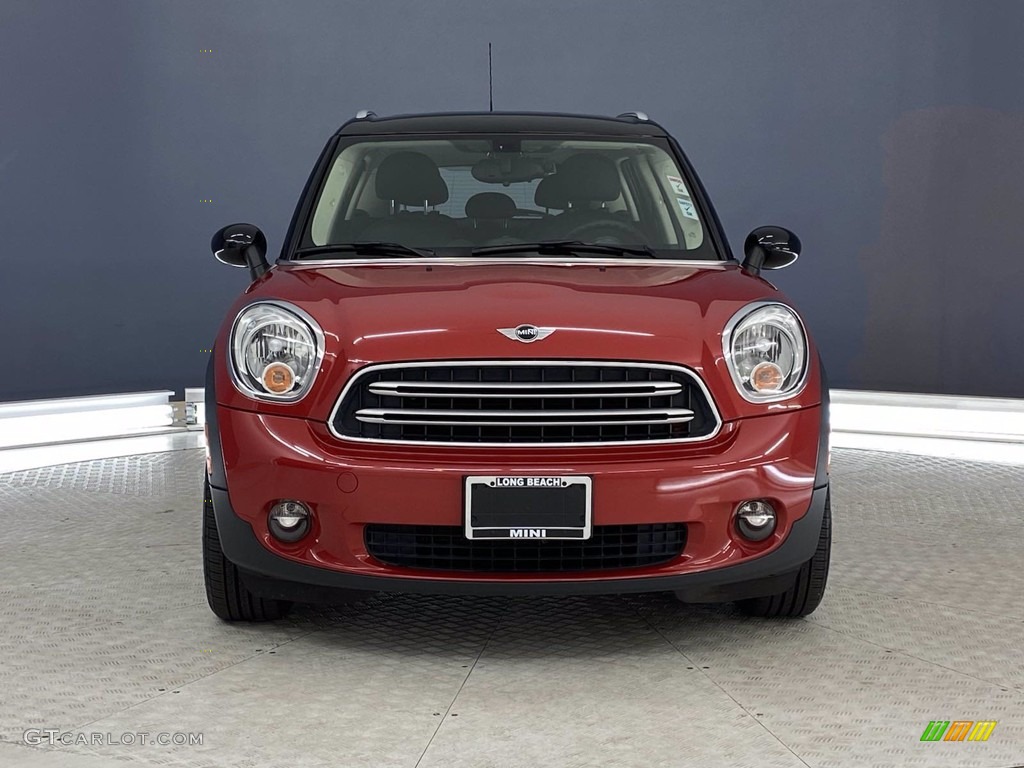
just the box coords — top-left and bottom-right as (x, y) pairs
(0, 448), (1021, 768)
(0, 431), (204, 475)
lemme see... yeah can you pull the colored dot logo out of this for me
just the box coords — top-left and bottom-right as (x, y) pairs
(200, 49), (213, 53)
(200, 199), (213, 203)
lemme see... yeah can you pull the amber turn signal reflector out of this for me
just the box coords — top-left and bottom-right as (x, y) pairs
(262, 362), (295, 394)
(750, 362), (784, 392)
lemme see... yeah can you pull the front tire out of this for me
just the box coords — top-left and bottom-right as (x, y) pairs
(203, 477), (292, 622)
(736, 490), (832, 618)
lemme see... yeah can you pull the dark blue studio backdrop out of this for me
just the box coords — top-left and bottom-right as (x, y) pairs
(2, 0), (1023, 401)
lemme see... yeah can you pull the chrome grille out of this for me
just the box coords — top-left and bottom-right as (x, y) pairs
(330, 361), (720, 445)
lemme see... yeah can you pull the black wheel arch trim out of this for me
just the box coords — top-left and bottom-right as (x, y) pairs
(206, 356), (228, 491)
(815, 359), (830, 490)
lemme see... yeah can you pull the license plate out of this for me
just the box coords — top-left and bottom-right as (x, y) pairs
(464, 475), (592, 540)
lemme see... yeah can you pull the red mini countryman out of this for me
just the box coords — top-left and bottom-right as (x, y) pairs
(203, 111), (831, 622)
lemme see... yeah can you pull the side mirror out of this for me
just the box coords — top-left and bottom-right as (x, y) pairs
(212, 223), (269, 281)
(742, 226), (801, 275)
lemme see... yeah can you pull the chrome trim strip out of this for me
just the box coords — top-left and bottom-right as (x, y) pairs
(354, 408), (695, 426)
(280, 258), (727, 269)
(367, 381), (684, 398)
(327, 360), (723, 447)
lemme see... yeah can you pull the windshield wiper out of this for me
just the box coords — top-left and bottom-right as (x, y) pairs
(471, 240), (656, 258)
(293, 242), (434, 260)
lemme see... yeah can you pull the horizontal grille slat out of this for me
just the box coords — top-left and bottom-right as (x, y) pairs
(354, 408), (695, 426)
(364, 523), (687, 572)
(367, 381), (684, 398)
(331, 361), (719, 445)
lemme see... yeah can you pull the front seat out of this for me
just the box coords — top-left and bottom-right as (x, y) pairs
(358, 151), (455, 246)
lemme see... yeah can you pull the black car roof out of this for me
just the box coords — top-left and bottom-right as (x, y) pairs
(335, 111), (669, 138)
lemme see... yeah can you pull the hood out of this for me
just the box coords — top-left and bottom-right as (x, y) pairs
(247, 261), (778, 360)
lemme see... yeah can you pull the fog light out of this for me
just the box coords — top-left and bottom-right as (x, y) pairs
(736, 500), (776, 541)
(269, 500), (311, 542)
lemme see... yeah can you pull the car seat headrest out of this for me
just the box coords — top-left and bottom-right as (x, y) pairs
(535, 154), (621, 209)
(375, 151), (449, 207)
(465, 192), (516, 220)
(534, 175), (567, 210)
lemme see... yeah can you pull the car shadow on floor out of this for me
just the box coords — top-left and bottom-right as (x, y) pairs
(277, 591), (767, 661)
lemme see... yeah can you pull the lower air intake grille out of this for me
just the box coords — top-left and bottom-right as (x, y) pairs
(364, 523), (687, 572)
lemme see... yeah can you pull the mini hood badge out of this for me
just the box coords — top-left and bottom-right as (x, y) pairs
(498, 324), (555, 343)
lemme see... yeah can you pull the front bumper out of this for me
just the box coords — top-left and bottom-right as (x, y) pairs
(213, 484), (827, 600)
(209, 400), (827, 601)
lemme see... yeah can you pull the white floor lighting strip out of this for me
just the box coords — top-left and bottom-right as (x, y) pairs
(830, 389), (1024, 465)
(0, 391), (176, 450)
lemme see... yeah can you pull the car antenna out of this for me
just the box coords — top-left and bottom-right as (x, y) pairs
(488, 43), (493, 112)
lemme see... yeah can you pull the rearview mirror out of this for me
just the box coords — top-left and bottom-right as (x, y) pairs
(742, 226), (801, 275)
(472, 156), (547, 184)
(212, 223), (269, 281)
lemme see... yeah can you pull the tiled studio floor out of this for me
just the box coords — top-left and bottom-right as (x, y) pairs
(0, 448), (1021, 768)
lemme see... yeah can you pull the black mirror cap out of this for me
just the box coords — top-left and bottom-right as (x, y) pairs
(212, 223), (269, 279)
(742, 226), (801, 275)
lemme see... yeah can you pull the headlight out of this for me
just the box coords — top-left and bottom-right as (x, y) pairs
(723, 302), (808, 402)
(229, 302), (324, 401)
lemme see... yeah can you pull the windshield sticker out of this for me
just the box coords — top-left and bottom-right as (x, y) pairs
(666, 175), (689, 196)
(676, 197), (699, 220)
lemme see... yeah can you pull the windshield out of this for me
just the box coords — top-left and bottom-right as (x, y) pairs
(302, 136), (719, 260)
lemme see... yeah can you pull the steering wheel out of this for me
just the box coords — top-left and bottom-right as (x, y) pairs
(561, 218), (649, 245)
